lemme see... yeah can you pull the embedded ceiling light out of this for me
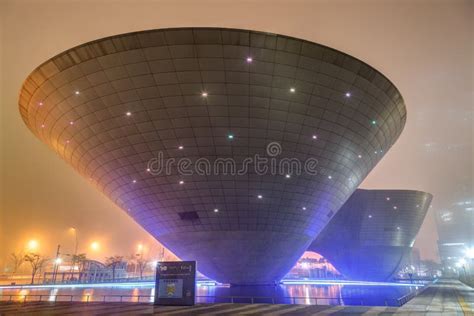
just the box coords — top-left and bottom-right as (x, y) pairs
(74, 91), (80, 95)
(246, 57), (253, 63)
(213, 208), (219, 213)
(132, 180), (137, 184)
(290, 87), (296, 93)
(179, 180), (184, 185)
(328, 175), (332, 179)
(178, 146), (184, 150)
(227, 134), (234, 140)
(302, 207), (306, 210)
(41, 124), (45, 128)
(358, 155), (362, 158)
(69, 121), (74, 125)
(39, 102), (43, 106)
(397, 226), (401, 230)
(345, 92), (351, 97)
(393, 206), (398, 210)
(285, 174), (291, 179)
(312, 135), (318, 140)
(416, 204), (420, 208)
(368, 214), (373, 218)
(371, 120), (377, 125)
(146, 168), (151, 172)
(201, 92), (208, 97)
(257, 195), (263, 199)
(126, 112), (132, 116)
(386, 197), (391, 201)
(374, 151), (378, 154)
(65, 140), (70, 144)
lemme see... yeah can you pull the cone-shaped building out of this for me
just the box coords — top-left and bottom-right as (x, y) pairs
(19, 28), (406, 284)
(308, 189), (432, 281)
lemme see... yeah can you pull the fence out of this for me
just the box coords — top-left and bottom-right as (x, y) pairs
(0, 293), (417, 307)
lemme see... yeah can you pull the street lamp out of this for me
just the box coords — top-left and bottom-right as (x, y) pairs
(90, 241), (100, 251)
(465, 247), (474, 259)
(69, 228), (79, 280)
(27, 239), (39, 251)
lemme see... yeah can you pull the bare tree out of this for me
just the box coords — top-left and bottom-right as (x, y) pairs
(24, 253), (48, 284)
(71, 253), (87, 281)
(105, 256), (124, 281)
(135, 255), (149, 280)
(9, 252), (25, 274)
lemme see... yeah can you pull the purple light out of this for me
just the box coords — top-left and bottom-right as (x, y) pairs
(281, 279), (420, 287)
(246, 57), (253, 63)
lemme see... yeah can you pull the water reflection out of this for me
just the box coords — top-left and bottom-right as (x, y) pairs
(0, 282), (418, 306)
(82, 289), (93, 302)
(48, 288), (58, 302)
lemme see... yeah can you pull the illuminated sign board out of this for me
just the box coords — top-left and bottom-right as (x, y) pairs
(154, 261), (196, 306)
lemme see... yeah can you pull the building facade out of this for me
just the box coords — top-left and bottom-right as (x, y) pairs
(308, 189), (432, 281)
(20, 28), (406, 284)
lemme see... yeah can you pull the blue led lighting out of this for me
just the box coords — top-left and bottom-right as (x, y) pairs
(280, 279), (420, 287)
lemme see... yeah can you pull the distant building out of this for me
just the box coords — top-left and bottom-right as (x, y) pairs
(286, 252), (341, 279)
(435, 199), (474, 275)
(43, 260), (127, 283)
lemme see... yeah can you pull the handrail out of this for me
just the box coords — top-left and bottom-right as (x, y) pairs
(0, 293), (404, 306)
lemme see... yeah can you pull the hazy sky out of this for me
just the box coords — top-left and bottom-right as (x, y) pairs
(0, 0), (472, 269)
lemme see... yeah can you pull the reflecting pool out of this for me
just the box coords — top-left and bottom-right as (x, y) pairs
(0, 280), (425, 307)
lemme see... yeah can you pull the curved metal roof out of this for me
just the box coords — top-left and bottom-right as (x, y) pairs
(19, 28), (406, 284)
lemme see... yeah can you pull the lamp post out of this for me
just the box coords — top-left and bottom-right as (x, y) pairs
(70, 227), (79, 256)
(69, 228), (79, 281)
(53, 244), (61, 283)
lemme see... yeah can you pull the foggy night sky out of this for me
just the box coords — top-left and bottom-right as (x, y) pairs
(0, 0), (472, 269)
